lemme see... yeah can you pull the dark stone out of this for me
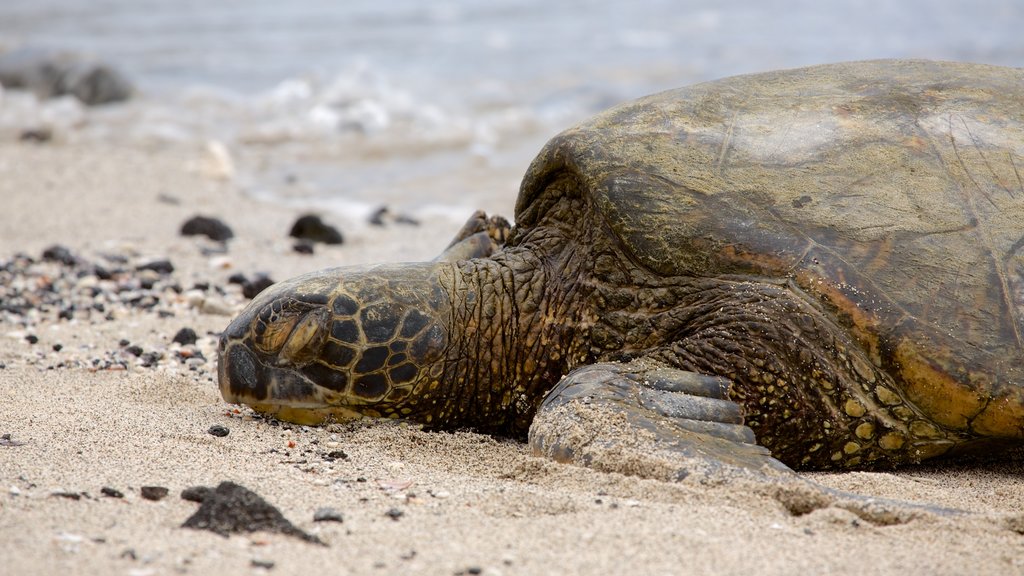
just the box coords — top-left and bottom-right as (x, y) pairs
(172, 327), (198, 346)
(101, 486), (124, 498)
(325, 450), (348, 461)
(293, 241), (315, 254)
(385, 508), (404, 520)
(42, 245), (76, 266)
(243, 275), (275, 299)
(181, 216), (234, 242)
(124, 345), (143, 357)
(208, 424), (230, 437)
(181, 481), (323, 544)
(52, 343), (63, 352)
(180, 486), (212, 503)
(25, 334), (38, 345)
(288, 214), (343, 245)
(140, 486), (169, 501)
(313, 507), (344, 523)
(227, 273), (248, 285)
(251, 559), (276, 569)
(136, 259), (174, 274)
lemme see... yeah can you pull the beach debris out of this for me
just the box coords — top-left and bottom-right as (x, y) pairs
(181, 481), (323, 544)
(288, 214), (343, 245)
(172, 327), (198, 346)
(0, 47), (133, 105)
(101, 487), (124, 498)
(0, 246), (235, 383)
(180, 215), (234, 242)
(313, 507), (344, 523)
(208, 424), (230, 437)
(140, 486), (170, 501)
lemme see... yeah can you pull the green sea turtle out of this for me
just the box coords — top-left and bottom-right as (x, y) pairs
(217, 60), (1024, 483)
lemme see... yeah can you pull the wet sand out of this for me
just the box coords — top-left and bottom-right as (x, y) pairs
(2, 141), (1024, 576)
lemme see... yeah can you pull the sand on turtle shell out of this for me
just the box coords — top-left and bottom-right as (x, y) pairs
(1, 141), (1023, 576)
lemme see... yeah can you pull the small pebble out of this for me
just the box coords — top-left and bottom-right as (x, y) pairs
(251, 559), (275, 569)
(313, 507), (344, 523)
(325, 450), (348, 461)
(293, 241), (314, 255)
(25, 334), (38, 345)
(136, 259), (174, 275)
(385, 508), (404, 521)
(208, 424), (230, 437)
(101, 487), (124, 498)
(140, 486), (169, 501)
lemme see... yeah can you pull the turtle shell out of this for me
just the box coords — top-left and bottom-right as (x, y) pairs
(516, 60), (1024, 436)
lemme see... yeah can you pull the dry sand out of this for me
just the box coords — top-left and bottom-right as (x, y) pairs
(2, 141), (1023, 576)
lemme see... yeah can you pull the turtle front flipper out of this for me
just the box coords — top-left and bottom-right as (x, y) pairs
(435, 210), (511, 262)
(528, 361), (795, 482)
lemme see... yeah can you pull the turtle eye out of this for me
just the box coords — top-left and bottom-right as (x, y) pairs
(253, 300), (329, 367)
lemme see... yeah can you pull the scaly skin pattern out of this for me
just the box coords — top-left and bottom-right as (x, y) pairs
(220, 60), (1024, 471)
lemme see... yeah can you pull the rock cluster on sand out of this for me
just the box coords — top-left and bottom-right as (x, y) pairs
(0, 48), (133, 105)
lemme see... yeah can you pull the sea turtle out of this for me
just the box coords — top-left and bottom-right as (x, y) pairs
(217, 60), (1024, 484)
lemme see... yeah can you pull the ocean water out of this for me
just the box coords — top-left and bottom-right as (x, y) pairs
(2, 0), (1023, 220)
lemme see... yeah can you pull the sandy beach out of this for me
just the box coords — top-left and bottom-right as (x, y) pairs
(2, 139), (1024, 576)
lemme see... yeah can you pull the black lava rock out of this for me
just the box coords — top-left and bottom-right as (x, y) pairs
(385, 508), (404, 521)
(172, 327), (198, 346)
(42, 244), (76, 266)
(101, 487), (124, 498)
(180, 216), (234, 242)
(293, 240), (314, 255)
(208, 424), (230, 437)
(242, 275), (275, 299)
(227, 273), (248, 285)
(140, 486), (169, 501)
(181, 481), (323, 544)
(288, 214), (343, 245)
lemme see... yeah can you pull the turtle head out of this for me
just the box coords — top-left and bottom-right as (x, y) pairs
(217, 263), (452, 425)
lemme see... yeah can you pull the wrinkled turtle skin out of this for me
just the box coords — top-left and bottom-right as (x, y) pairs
(218, 60), (1024, 482)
